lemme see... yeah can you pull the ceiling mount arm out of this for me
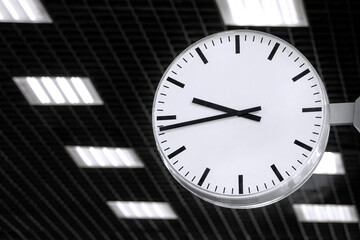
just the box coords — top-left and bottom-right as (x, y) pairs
(329, 97), (360, 132)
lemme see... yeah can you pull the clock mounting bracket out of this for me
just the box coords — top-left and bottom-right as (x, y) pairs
(329, 96), (360, 132)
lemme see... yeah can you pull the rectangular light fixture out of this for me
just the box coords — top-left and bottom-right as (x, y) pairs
(66, 146), (144, 168)
(314, 152), (345, 175)
(293, 204), (359, 223)
(13, 76), (103, 105)
(215, 0), (309, 27)
(0, 0), (52, 23)
(107, 201), (178, 220)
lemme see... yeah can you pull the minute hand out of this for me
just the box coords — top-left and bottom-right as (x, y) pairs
(159, 106), (261, 132)
(193, 98), (261, 121)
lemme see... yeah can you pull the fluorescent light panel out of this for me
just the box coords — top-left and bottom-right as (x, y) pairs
(293, 204), (359, 223)
(0, 0), (52, 23)
(66, 146), (144, 168)
(215, 0), (309, 27)
(314, 152), (345, 175)
(13, 76), (103, 105)
(107, 201), (178, 220)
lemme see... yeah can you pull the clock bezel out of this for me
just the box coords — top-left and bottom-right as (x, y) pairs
(152, 30), (330, 209)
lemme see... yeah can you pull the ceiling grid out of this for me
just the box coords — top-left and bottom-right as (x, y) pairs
(1, 0), (360, 239)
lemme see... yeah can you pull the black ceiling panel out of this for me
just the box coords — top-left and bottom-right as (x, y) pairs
(1, 0), (360, 239)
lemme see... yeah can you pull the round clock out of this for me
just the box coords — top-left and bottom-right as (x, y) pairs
(152, 30), (330, 208)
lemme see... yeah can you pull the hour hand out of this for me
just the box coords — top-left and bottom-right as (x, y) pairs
(192, 98), (261, 121)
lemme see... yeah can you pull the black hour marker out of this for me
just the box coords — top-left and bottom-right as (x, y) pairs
(235, 35), (240, 54)
(302, 107), (322, 112)
(166, 77), (185, 88)
(267, 42), (280, 60)
(198, 168), (210, 186)
(157, 115), (177, 121)
(238, 175), (243, 194)
(167, 146), (186, 159)
(195, 47), (208, 64)
(271, 164), (284, 182)
(294, 140), (313, 152)
(292, 69), (310, 82)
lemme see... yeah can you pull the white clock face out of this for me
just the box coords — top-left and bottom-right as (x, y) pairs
(152, 30), (330, 208)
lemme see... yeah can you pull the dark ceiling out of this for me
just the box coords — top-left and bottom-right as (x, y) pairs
(1, 0), (360, 239)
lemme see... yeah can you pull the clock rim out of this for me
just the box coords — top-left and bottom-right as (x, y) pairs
(152, 29), (330, 209)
